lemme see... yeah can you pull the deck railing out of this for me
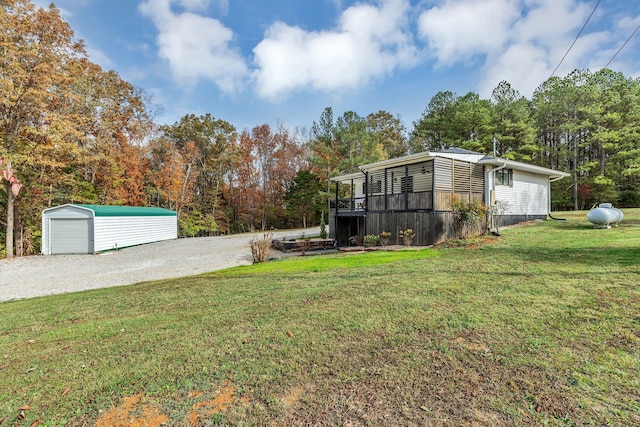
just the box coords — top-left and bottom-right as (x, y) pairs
(330, 197), (366, 212)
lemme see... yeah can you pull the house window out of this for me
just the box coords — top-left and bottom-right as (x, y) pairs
(401, 176), (414, 193)
(496, 169), (512, 186)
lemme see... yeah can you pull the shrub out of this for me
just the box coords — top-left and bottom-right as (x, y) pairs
(249, 233), (273, 263)
(450, 196), (488, 238)
(364, 234), (380, 247)
(349, 235), (364, 246)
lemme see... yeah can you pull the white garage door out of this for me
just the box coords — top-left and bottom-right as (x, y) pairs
(50, 219), (92, 254)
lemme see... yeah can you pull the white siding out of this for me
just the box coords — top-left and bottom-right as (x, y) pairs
(93, 216), (177, 252)
(495, 170), (549, 215)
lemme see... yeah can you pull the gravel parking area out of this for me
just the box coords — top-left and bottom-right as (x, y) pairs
(0, 228), (318, 302)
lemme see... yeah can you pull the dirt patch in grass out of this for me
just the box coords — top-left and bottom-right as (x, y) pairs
(464, 236), (499, 249)
(94, 394), (169, 427)
(186, 380), (237, 426)
(281, 385), (305, 411)
(452, 336), (490, 352)
(93, 382), (241, 427)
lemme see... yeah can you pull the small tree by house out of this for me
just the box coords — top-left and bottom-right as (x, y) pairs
(489, 200), (511, 235)
(320, 211), (328, 239)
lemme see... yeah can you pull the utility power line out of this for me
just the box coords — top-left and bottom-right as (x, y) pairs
(603, 22), (640, 69)
(549, 0), (601, 78)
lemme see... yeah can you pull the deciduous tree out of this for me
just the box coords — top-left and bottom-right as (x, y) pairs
(161, 114), (238, 227)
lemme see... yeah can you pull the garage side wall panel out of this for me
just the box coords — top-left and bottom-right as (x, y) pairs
(93, 216), (177, 252)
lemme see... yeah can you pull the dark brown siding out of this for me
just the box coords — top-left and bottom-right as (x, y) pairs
(367, 211), (459, 246)
(332, 156), (488, 247)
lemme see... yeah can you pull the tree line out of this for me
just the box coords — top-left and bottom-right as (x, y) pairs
(2, 1), (639, 257)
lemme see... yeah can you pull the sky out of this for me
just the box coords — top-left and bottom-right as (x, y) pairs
(34, 0), (640, 133)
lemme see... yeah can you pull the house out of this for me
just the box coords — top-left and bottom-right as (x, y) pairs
(328, 148), (570, 247)
(42, 204), (177, 255)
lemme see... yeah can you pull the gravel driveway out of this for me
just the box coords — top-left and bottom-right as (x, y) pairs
(0, 228), (319, 302)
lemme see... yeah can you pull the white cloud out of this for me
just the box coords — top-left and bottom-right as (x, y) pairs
(175, 0), (228, 14)
(484, 0), (599, 96)
(177, 0), (209, 11)
(417, 0), (520, 66)
(252, 0), (418, 100)
(480, 43), (550, 97)
(417, 0), (620, 97)
(594, 14), (640, 75)
(139, 0), (248, 93)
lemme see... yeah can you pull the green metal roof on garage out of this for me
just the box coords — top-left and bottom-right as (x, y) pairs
(76, 204), (177, 217)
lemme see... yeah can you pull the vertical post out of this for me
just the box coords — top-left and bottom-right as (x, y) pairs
(404, 165), (409, 211)
(363, 172), (368, 238)
(350, 179), (355, 211)
(384, 169), (388, 211)
(364, 172), (368, 213)
(334, 180), (339, 245)
(431, 159), (436, 211)
(451, 158), (455, 207)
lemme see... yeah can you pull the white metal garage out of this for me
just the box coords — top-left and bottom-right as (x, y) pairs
(42, 204), (178, 255)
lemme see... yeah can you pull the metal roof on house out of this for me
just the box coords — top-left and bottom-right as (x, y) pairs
(75, 204), (177, 217)
(477, 156), (570, 179)
(439, 147), (483, 154)
(331, 149), (570, 183)
(329, 171), (365, 183)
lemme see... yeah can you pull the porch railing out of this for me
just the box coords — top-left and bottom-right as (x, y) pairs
(330, 197), (366, 213)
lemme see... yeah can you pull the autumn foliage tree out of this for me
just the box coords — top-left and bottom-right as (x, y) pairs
(146, 136), (199, 219)
(227, 124), (303, 232)
(1, 1), (155, 255)
(159, 114), (238, 235)
(1, 1), (86, 255)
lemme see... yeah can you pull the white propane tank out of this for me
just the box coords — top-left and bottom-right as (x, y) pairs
(587, 203), (624, 228)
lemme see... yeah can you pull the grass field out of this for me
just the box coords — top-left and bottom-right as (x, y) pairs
(1, 210), (639, 426)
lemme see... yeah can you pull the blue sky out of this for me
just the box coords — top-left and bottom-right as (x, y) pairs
(37, 0), (640, 133)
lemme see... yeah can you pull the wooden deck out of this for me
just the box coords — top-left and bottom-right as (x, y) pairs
(272, 238), (336, 253)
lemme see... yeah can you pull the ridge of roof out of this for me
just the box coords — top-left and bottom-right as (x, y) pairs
(439, 147), (483, 155)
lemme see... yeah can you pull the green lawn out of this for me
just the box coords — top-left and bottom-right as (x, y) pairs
(1, 210), (639, 426)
